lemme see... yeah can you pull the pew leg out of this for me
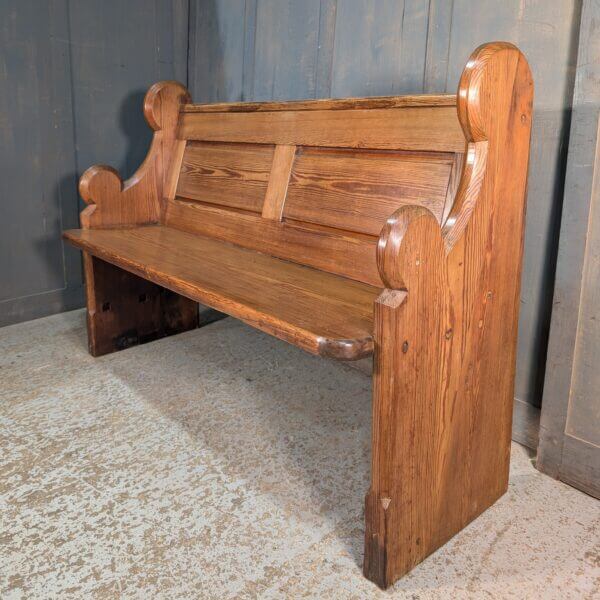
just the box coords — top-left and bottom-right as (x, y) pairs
(83, 253), (219, 357)
(363, 288), (451, 588)
(363, 285), (512, 589)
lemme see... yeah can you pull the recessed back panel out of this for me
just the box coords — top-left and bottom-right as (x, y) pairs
(176, 142), (274, 213)
(166, 96), (466, 286)
(284, 147), (455, 236)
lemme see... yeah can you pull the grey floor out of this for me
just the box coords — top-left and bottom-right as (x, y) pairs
(1, 310), (599, 599)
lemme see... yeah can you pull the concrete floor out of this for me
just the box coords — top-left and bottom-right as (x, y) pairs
(1, 310), (598, 599)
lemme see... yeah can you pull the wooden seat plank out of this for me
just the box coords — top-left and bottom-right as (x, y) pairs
(64, 225), (380, 360)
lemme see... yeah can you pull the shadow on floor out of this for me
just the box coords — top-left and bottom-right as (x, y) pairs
(101, 317), (373, 568)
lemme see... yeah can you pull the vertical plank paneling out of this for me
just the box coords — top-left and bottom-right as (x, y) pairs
(423, 0), (454, 92)
(397, 0), (431, 91)
(569, 142), (600, 448)
(252, 0), (321, 101)
(0, 0), (189, 326)
(242, 0), (258, 101)
(0, 0), (82, 326)
(330, 0), (430, 97)
(538, 0), (600, 498)
(315, 0), (338, 98)
(443, 0), (582, 411)
(188, 0), (247, 102)
(68, 0), (189, 179)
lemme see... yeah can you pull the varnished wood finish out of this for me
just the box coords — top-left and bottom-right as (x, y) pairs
(163, 139), (187, 211)
(80, 81), (191, 228)
(442, 152), (464, 223)
(364, 42), (533, 588)
(63, 42), (533, 589)
(164, 198), (382, 287)
(182, 94), (457, 112)
(178, 105), (466, 153)
(177, 142), (274, 212)
(65, 226), (379, 360)
(79, 81), (200, 356)
(262, 145), (296, 220)
(82, 253), (198, 357)
(284, 148), (454, 235)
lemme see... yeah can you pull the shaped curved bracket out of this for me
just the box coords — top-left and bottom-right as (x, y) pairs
(375, 42), (533, 292)
(79, 81), (191, 229)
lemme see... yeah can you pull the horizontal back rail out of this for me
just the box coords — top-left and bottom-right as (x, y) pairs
(164, 198), (382, 287)
(181, 94), (456, 113)
(178, 105), (466, 153)
(165, 94), (467, 284)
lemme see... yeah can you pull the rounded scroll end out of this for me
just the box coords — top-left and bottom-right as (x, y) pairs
(457, 42), (533, 143)
(144, 80), (191, 131)
(79, 164), (123, 205)
(377, 206), (441, 290)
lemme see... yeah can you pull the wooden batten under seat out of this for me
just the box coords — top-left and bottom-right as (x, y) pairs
(64, 42), (533, 588)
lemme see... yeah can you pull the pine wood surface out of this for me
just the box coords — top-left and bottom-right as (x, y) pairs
(363, 42), (533, 587)
(181, 94), (457, 112)
(178, 105), (466, 153)
(65, 226), (379, 360)
(63, 42), (533, 590)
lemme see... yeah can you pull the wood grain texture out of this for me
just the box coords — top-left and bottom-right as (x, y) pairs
(63, 37), (536, 588)
(78, 80), (199, 356)
(177, 142), (274, 212)
(364, 42), (533, 588)
(442, 152), (464, 223)
(65, 226), (379, 360)
(178, 105), (466, 152)
(82, 253), (198, 357)
(164, 197), (382, 287)
(284, 148), (454, 235)
(180, 0), (584, 470)
(262, 145), (296, 220)
(163, 139), (187, 209)
(442, 1), (582, 414)
(182, 94), (457, 112)
(80, 81), (191, 228)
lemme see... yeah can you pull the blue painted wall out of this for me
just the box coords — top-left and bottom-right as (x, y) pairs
(0, 0), (583, 411)
(0, 0), (188, 325)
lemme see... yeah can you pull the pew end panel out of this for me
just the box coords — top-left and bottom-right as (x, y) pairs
(76, 81), (201, 357)
(364, 42), (533, 588)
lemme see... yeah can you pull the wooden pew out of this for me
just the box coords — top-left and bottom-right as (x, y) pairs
(64, 42), (533, 588)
